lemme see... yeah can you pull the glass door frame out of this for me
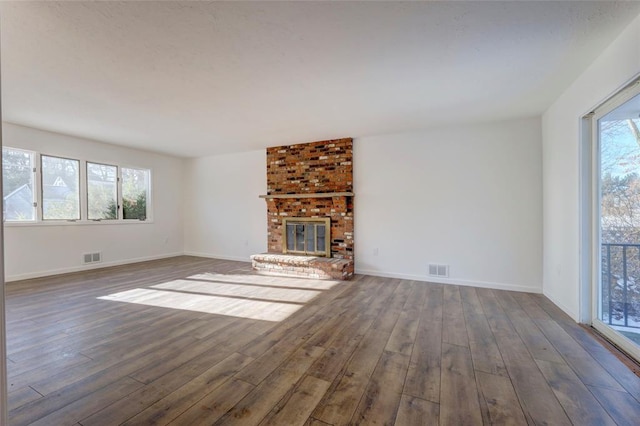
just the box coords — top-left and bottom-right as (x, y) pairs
(590, 77), (640, 361)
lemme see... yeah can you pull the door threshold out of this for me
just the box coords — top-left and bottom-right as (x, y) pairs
(583, 324), (640, 378)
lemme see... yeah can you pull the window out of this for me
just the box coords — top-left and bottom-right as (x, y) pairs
(2, 147), (36, 221)
(41, 155), (80, 220)
(122, 167), (150, 220)
(2, 147), (151, 224)
(87, 162), (118, 220)
(591, 77), (640, 362)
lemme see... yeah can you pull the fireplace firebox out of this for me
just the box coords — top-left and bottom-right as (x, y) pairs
(282, 217), (330, 257)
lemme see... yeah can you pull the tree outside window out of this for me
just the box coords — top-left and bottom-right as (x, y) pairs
(87, 162), (118, 220)
(122, 167), (149, 220)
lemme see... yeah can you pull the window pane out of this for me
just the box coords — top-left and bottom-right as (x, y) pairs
(295, 224), (304, 251)
(306, 225), (316, 253)
(87, 162), (117, 220)
(122, 167), (150, 220)
(286, 224), (295, 251)
(599, 92), (640, 338)
(317, 225), (326, 252)
(2, 147), (35, 221)
(42, 155), (80, 220)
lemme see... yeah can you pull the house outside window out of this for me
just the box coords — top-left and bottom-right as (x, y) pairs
(2, 147), (36, 221)
(41, 155), (80, 220)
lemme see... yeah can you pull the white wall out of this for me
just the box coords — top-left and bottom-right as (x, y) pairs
(184, 120), (542, 292)
(3, 123), (185, 281)
(542, 15), (640, 320)
(354, 118), (543, 292)
(183, 150), (267, 261)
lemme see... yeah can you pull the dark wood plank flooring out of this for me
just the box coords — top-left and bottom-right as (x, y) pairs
(5, 256), (640, 425)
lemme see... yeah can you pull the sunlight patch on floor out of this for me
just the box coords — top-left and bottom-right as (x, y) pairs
(98, 287), (302, 322)
(187, 272), (340, 290)
(98, 272), (344, 321)
(151, 279), (322, 303)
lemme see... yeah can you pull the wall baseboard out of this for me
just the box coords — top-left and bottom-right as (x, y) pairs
(5, 252), (543, 297)
(183, 257), (542, 294)
(543, 289), (578, 321)
(5, 252), (185, 282)
(355, 268), (542, 294)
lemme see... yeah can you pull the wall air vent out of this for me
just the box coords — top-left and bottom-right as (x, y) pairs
(428, 264), (449, 277)
(83, 252), (102, 264)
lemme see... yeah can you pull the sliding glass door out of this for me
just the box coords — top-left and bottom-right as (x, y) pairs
(594, 80), (640, 360)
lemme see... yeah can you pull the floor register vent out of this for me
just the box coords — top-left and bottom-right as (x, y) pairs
(83, 252), (102, 264)
(428, 264), (449, 278)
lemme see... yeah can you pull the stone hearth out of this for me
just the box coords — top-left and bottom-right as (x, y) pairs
(250, 253), (354, 280)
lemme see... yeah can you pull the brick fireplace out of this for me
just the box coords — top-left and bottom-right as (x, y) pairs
(251, 138), (354, 280)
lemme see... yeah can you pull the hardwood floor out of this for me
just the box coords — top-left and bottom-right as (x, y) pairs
(5, 256), (640, 425)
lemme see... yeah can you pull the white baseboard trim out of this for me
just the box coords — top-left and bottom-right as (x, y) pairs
(183, 251), (251, 263)
(5, 252), (185, 282)
(355, 268), (542, 294)
(543, 289), (579, 321)
(5, 253), (542, 297)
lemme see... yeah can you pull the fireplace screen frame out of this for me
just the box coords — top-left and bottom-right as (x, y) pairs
(282, 217), (331, 257)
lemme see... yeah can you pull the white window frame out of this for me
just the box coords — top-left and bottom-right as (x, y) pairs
(86, 161), (119, 221)
(586, 76), (640, 362)
(2, 147), (153, 226)
(40, 154), (81, 222)
(1, 147), (37, 222)
(120, 166), (152, 222)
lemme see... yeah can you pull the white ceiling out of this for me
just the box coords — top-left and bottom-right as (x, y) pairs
(1, 1), (639, 158)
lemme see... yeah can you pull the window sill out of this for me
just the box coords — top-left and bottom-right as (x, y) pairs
(4, 220), (154, 227)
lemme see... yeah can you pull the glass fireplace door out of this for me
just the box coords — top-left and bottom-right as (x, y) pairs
(283, 217), (330, 256)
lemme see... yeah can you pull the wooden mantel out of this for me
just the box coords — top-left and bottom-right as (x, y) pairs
(259, 192), (354, 200)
